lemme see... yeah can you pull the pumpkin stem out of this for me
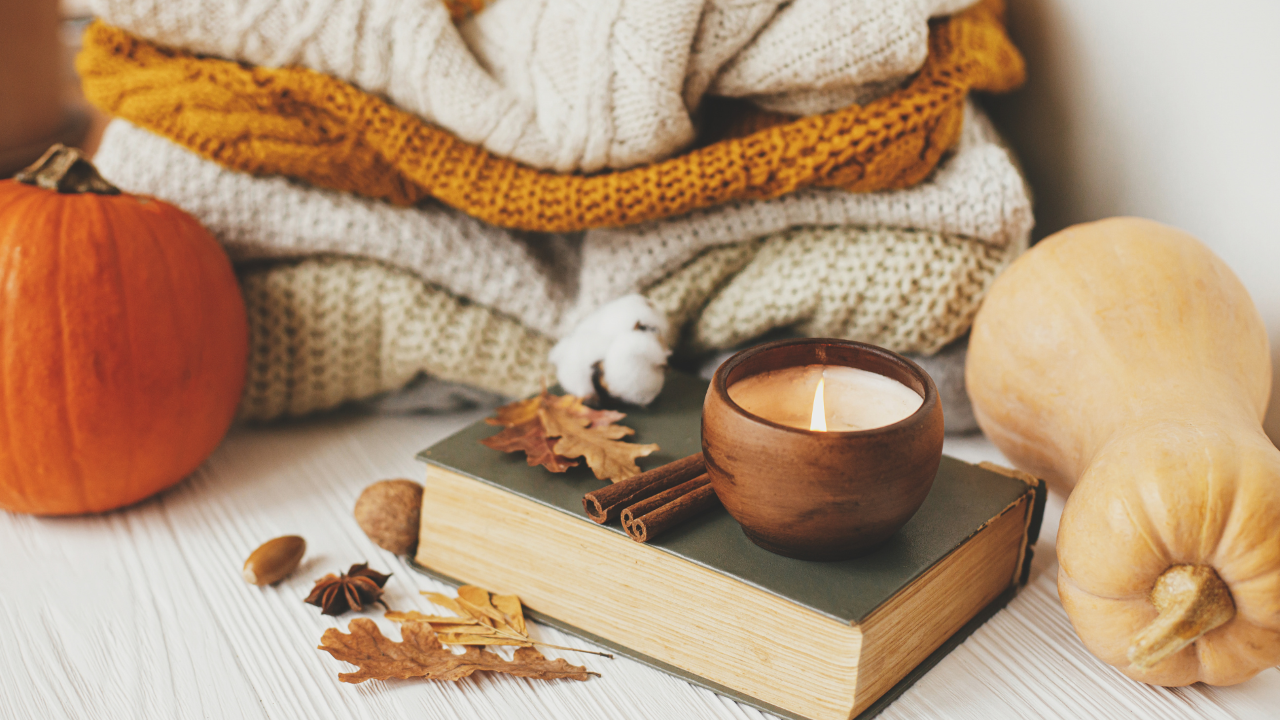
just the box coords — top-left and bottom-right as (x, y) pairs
(1128, 564), (1235, 670)
(12, 144), (120, 195)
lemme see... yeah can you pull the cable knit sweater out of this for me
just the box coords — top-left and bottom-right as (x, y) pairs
(93, 103), (1031, 342)
(86, 0), (979, 173)
(77, 0), (1024, 232)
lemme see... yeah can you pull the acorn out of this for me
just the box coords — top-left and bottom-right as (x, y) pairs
(243, 535), (306, 586)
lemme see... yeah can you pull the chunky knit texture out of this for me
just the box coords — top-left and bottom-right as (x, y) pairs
(576, 104), (1031, 324)
(237, 257), (555, 421)
(687, 226), (1015, 354)
(77, 0), (1023, 233)
(711, 0), (976, 115)
(237, 234), (992, 422)
(85, 0), (980, 173)
(93, 104), (1031, 339)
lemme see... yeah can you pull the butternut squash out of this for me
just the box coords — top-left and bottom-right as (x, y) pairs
(966, 217), (1280, 685)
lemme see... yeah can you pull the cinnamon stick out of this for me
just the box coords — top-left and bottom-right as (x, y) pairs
(583, 452), (705, 524)
(619, 474), (709, 527)
(624, 475), (720, 543)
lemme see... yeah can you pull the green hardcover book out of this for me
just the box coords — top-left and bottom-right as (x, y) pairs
(412, 372), (1044, 720)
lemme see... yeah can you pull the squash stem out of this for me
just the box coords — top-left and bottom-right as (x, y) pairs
(13, 144), (120, 195)
(1128, 564), (1235, 670)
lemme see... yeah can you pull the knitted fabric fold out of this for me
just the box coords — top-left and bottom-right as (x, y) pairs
(684, 226), (1017, 354)
(237, 223), (999, 421)
(77, 0), (1024, 233)
(92, 102), (1031, 340)
(237, 257), (555, 421)
(575, 104), (1032, 323)
(84, 0), (980, 173)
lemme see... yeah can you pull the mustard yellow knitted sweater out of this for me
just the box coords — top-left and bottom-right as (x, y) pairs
(76, 0), (1023, 233)
(83, 0), (982, 172)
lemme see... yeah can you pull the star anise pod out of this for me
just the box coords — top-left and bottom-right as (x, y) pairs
(305, 563), (392, 616)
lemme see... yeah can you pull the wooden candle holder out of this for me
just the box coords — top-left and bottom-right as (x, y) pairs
(701, 338), (944, 560)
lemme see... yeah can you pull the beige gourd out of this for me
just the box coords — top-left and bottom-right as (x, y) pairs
(967, 217), (1280, 685)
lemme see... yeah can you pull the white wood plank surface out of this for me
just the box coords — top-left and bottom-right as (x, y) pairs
(2, 410), (1277, 720)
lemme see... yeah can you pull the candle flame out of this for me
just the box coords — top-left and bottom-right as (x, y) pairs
(809, 377), (827, 432)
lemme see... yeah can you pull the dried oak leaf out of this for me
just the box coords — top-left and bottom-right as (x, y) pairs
(574, 404), (628, 430)
(540, 406), (658, 483)
(481, 392), (648, 481)
(318, 618), (598, 684)
(486, 391), (625, 430)
(485, 395), (542, 427)
(480, 419), (578, 473)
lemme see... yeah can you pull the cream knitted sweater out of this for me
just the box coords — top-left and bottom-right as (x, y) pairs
(87, 0), (975, 172)
(237, 234), (987, 429)
(238, 257), (555, 420)
(93, 103), (1031, 342)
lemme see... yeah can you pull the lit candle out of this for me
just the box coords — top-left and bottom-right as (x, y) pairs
(728, 364), (923, 432)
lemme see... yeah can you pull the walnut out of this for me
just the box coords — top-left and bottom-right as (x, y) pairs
(354, 479), (424, 555)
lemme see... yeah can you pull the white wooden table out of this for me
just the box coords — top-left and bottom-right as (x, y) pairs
(3, 409), (1278, 719)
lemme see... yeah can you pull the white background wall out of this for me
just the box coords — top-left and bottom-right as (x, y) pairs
(985, 0), (1280, 441)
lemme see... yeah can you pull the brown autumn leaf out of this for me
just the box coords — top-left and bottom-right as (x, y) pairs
(386, 586), (610, 657)
(540, 406), (658, 483)
(318, 618), (598, 684)
(485, 395), (543, 427)
(481, 391), (653, 481)
(479, 419), (578, 473)
(487, 391), (626, 430)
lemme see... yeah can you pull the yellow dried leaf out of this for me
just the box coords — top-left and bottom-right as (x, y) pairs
(391, 608), (521, 647)
(422, 592), (467, 617)
(384, 611), (481, 626)
(440, 633), (530, 646)
(457, 585), (506, 627)
(403, 586), (611, 658)
(492, 594), (526, 635)
(427, 624), (489, 635)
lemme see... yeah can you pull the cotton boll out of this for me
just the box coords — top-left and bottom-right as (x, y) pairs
(550, 294), (670, 402)
(575, 294), (669, 340)
(549, 319), (614, 372)
(549, 334), (602, 398)
(596, 329), (670, 406)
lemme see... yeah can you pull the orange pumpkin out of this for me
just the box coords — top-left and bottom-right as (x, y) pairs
(0, 145), (247, 515)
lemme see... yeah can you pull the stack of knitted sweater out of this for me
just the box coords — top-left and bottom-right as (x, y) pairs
(77, 0), (1031, 428)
